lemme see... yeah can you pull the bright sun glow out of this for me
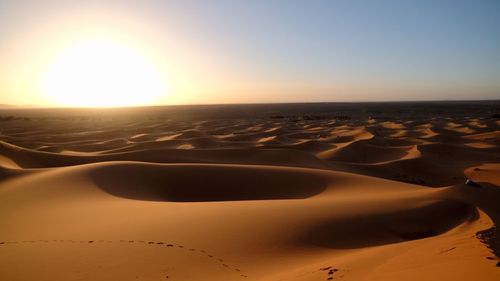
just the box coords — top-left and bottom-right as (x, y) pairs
(41, 40), (165, 107)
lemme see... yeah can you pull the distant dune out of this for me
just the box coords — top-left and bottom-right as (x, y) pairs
(1, 101), (499, 281)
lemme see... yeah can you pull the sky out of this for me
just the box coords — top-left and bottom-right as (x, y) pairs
(0, 0), (499, 107)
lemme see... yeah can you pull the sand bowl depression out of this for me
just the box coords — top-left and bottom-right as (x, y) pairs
(90, 163), (330, 202)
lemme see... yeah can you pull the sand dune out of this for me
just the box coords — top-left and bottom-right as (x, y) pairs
(1, 102), (499, 280)
(91, 163), (329, 202)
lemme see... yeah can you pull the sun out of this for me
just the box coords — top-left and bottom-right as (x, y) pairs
(40, 40), (166, 107)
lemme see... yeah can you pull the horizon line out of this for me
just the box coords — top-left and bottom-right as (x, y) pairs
(1, 98), (499, 110)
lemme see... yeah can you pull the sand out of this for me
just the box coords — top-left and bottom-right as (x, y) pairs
(0, 101), (499, 281)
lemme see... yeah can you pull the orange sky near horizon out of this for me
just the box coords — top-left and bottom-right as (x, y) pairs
(0, 1), (499, 107)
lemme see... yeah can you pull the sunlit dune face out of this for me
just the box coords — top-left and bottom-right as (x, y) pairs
(40, 41), (165, 107)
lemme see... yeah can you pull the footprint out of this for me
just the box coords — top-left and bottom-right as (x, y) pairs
(0, 238), (249, 278)
(328, 269), (338, 275)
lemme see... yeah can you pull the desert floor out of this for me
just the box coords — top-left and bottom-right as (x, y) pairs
(0, 101), (499, 281)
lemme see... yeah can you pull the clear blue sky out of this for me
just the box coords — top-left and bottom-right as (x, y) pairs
(0, 0), (499, 106)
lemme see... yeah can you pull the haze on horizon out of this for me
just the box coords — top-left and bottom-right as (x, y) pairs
(0, 0), (499, 107)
